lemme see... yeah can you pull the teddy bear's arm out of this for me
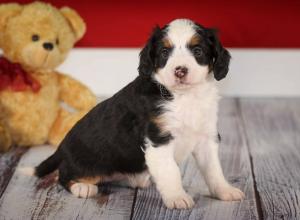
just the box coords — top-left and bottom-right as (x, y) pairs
(57, 72), (96, 110)
(48, 73), (96, 146)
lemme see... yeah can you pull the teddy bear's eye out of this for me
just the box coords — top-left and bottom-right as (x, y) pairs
(32, 34), (40, 42)
(56, 38), (59, 45)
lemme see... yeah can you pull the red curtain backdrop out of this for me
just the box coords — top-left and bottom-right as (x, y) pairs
(1, 0), (300, 48)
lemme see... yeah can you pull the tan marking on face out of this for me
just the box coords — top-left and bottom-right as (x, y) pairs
(189, 34), (201, 46)
(162, 37), (172, 48)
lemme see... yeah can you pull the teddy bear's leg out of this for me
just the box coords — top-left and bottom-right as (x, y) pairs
(0, 123), (12, 152)
(48, 108), (87, 147)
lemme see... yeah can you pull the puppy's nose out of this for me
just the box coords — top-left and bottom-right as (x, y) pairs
(174, 66), (188, 78)
(43, 42), (54, 51)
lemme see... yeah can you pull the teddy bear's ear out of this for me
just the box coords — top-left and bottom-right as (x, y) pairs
(60, 7), (86, 42)
(0, 3), (22, 33)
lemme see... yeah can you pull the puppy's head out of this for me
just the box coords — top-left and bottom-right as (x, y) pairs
(138, 19), (230, 91)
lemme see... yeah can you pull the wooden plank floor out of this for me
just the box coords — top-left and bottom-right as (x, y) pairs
(0, 98), (299, 220)
(239, 98), (300, 220)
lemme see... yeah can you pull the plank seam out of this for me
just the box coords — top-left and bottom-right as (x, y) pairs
(129, 188), (138, 220)
(236, 98), (264, 220)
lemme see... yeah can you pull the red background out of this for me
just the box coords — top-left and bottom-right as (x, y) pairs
(1, 0), (300, 48)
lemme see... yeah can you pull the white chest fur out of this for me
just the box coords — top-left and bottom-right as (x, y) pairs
(161, 81), (219, 163)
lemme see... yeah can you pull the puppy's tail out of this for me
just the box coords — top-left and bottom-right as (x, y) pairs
(35, 149), (62, 177)
(19, 149), (62, 178)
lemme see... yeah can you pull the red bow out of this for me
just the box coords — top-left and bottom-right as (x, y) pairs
(0, 56), (41, 92)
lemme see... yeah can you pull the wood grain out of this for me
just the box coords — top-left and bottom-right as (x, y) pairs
(0, 147), (27, 198)
(4, 98), (299, 219)
(240, 98), (300, 220)
(0, 146), (135, 220)
(131, 98), (259, 220)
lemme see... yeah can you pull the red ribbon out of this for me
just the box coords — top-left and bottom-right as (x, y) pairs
(0, 56), (41, 92)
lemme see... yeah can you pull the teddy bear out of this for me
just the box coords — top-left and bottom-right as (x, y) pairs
(0, 2), (96, 152)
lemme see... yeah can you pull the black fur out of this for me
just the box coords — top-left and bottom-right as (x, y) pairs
(138, 25), (173, 77)
(138, 26), (162, 77)
(35, 149), (62, 177)
(205, 28), (231, 81)
(193, 24), (231, 81)
(35, 76), (173, 190)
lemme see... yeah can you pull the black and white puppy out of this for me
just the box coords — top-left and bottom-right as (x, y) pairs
(22, 19), (244, 209)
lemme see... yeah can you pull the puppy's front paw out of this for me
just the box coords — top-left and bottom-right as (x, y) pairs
(214, 185), (245, 201)
(70, 183), (98, 198)
(162, 192), (195, 209)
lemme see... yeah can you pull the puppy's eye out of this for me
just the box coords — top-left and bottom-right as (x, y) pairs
(193, 47), (203, 57)
(56, 38), (59, 45)
(161, 48), (169, 59)
(32, 34), (40, 42)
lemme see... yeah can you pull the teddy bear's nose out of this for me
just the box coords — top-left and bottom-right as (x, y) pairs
(43, 42), (54, 51)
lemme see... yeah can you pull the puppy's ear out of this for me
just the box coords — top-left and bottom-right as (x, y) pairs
(138, 26), (162, 77)
(206, 28), (231, 81)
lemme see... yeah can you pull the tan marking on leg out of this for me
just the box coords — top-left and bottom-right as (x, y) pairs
(77, 176), (102, 185)
(76, 173), (126, 185)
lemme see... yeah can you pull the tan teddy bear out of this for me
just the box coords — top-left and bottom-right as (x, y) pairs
(0, 2), (96, 152)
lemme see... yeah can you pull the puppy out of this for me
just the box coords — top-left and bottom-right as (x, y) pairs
(23, 19), (244, 209)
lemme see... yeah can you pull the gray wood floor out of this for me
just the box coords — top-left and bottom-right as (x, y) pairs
(0, 98), (299, 220)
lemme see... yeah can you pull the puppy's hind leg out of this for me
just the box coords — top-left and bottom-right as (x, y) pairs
(64, 176), (100, 199)
(58, 164), (100, 199)
(69, 182), (99, 199)
(71, 176), (102, 198)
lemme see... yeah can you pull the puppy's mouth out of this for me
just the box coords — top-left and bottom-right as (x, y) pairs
(175, 76), (193, 85)
(175, 78), (189, 85)
(172, 79), (193, 90)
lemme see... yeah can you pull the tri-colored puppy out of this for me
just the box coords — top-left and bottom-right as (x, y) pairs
(22, 19), (244, 209)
